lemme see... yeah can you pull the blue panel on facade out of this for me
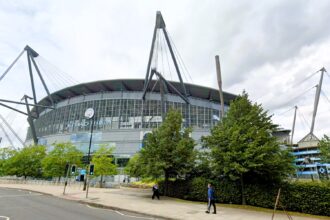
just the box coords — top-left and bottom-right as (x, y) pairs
(293, 150), (320, 156)
(297, 171), (318, 175)
(71, 132), (102, 143)
(296, 164), (317, 168)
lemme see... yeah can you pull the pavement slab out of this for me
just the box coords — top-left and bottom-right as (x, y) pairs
(0, 182), (328, 220)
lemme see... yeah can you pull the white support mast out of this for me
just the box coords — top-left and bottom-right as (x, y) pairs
(215, 55), (225, 118)
(291, 106), (298, 146)
(310, 67), (327, 135)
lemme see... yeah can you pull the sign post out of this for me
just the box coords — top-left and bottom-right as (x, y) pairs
(63, 162), (70, 195)
(83, 108), (95, 199)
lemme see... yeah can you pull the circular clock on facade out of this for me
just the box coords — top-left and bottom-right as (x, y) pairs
(84, 108), (95, 119)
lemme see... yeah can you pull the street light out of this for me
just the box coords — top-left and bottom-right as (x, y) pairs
(83, 108), (95, 195)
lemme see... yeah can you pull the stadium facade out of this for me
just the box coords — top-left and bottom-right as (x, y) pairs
(26, 79), (236, 166)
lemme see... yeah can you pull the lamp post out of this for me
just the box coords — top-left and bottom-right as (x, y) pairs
(83, 108), (95, 194)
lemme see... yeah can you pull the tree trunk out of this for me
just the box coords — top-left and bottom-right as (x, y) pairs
(164, 171), (169, 196)
(58, 176), (61, 184)
(100, 175), (103, 188)
(240, 174), (246, 205)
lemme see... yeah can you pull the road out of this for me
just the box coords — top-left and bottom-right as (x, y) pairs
(0, 188), (158, 220)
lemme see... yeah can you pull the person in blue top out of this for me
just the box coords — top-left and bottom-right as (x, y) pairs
(205, 183), (216, 214)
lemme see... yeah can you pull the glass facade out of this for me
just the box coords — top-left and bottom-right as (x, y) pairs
(28, 93), (221, 140)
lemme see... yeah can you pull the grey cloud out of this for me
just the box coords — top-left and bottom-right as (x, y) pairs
(212, 1), (330, 87)
(0, 0), (330, 144)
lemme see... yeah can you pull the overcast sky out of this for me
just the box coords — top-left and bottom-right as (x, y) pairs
(0, 0), (330, 147)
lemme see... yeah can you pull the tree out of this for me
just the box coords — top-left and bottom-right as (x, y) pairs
(42, 142), (83, 181)
(140, 109), (196, 195)
(124, 153), (145, 178)
(202, 92), (294, 204)
(5, 145), (46, 179)
(187, 150), (215, 179)
(0, 147), (16, 176)
(318, 135), (330, 163)
(91, 145), (117, 188)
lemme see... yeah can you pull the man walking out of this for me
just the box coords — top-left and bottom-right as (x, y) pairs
(206, 183), (216, 214)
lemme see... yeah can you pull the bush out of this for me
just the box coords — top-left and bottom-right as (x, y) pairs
(158, 179), (188, 199)
(159, 178), (330, 216)
(282, 181), (330, 216)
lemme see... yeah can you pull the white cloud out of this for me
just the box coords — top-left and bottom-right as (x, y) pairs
(0, 0), (330, 146)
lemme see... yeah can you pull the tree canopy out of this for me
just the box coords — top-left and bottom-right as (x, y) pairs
(124, 153), (145, 178)
(91, 145), (117, 187)
(202, 92), (294, 204)
(42, 142), (83, 179)
(0, 147), (16, 176)
(139, 109), (196, 195)
(5, 145), (46, 179)
(318, 135), (330, 163)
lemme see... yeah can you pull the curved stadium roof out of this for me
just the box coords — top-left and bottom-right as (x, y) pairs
(39, 79), (237, 106)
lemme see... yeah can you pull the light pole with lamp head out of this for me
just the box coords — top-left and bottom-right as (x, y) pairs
(83, 108), (95, 194)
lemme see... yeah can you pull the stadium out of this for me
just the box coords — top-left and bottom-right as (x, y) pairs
(18, 12), (237, 166)
(27, 79), (236, 166)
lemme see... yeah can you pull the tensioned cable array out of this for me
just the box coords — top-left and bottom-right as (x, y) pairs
(35, 56), (80, 93)
(149, 26), (193, 85)
(161, 33), (173, 81)
(297, 108), (311, 131)
(271, 69), (329, 142)
(275, 106), (295, 116)
(256, 69), (323, 103)
(273, 85), (316, 110)
(168, 32), (193, 83)
(0, 46), (80, 148)
(293, 70), (320, 87)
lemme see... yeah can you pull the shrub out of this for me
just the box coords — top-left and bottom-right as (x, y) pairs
(282, 181), (330, 216)
(159, 178), (330, 216)
(158, 179), (188, 199)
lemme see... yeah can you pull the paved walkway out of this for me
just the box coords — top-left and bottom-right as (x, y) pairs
(0, 182), (328, 220)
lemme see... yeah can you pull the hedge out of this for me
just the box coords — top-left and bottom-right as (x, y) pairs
(159, 177), (330, 216)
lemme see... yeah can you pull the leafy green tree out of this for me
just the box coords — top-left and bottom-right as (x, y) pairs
(42, 142), (83, 181)
(188, 151), (215, 179)
(202, 92), (294, 204)
(5, 145), (46, 179)
(124, 153), (144, 178)
(318, 135), (330, 163)
(91, 145), (117, 188)
(0, 147), (16, 176)
(140, 109), (196, 195)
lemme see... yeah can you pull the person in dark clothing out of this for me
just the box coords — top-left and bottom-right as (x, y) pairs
(205, 183), (216, 214)
(152, 184), (160, 200)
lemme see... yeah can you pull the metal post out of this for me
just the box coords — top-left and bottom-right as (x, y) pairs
(0, 49), (25, 81)
(63, 163), (70, 195)
(26, 51), (39, 118)
(142, 12), (189, 104)
(84, 115), (95, 198)
(144, 27), (158, 90)
(271, 188), (281, 220)
(162, 28), (188, 98)
(30, 56), (55, 107)
(310, 67), (326, 135)
(215, 55), (225, 118)
(23, 95), (38, 145)
(291, 106), (297, 146)
(160, 77), (165, 120)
